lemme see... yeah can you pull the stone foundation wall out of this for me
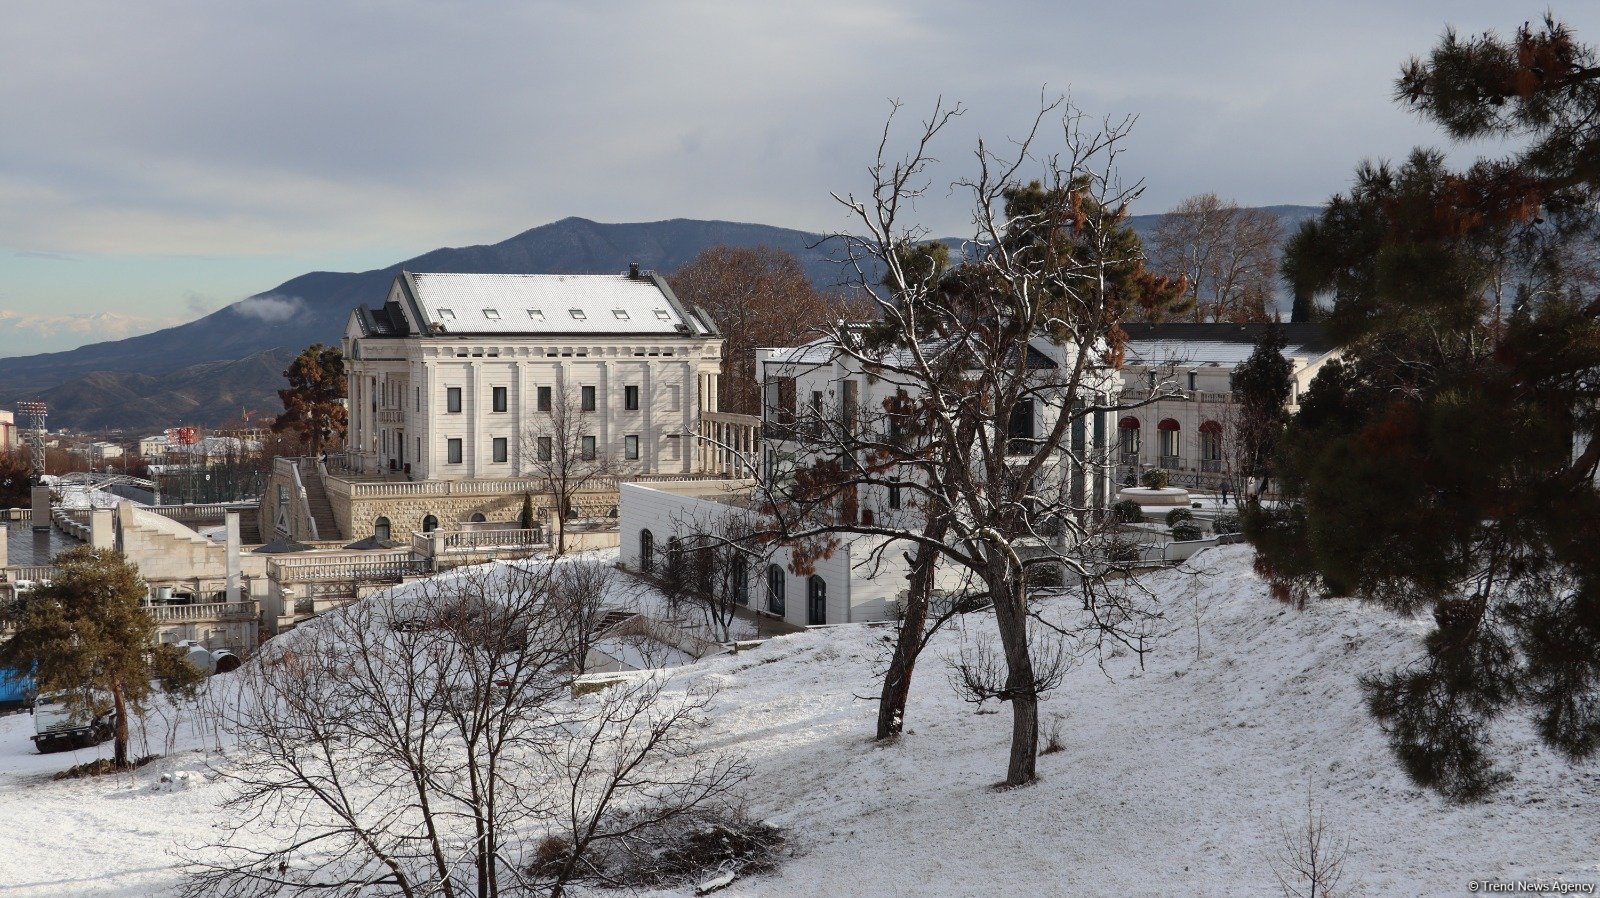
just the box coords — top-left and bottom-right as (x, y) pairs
(344, 485), (622, 540)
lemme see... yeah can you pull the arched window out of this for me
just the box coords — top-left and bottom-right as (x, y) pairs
(696, 546), (715, 594)
(373, 516), (391, 541)
(469, 512), (486, 523)
(640, 529), (654, 574)
(422, 514), (439, 533)
(1157, 418), (1181, 466)
(1199, 421), (1223, 472)
(1117, 416), (1141, 464)
(807, 575), (826, 625)
(766, 564), (786, 616)
(730, 554), (749, 605)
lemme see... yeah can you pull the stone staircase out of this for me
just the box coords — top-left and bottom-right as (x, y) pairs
(298, 466), (343, 542)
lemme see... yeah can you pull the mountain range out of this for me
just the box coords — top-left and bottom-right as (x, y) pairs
(0, 208), (1321, 432)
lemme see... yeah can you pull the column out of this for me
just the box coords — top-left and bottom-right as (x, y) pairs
(31, 486), (50, 532)
(225, 512), (241, 604)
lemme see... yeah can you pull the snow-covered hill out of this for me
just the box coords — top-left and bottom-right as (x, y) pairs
(0, 545), (1595, 896)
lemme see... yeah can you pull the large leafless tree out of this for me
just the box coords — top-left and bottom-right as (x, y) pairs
(184, 564), (746, 898)
(668, 246), (857, 415)
(1147, 193), (1283, 323)
(734, 98), (1175, 786)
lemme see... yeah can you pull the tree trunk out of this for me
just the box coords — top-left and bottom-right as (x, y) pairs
(988, 560), (1038, 786)
(110, 679), (129, 768)
(876, 526), (947, 740)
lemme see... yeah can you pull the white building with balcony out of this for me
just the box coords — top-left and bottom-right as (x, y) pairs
(1114, 323), (1341, 489)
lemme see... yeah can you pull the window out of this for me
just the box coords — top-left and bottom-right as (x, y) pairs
(581, 436), (596, 460)
(624, 435), (639, 460)
(731, 555), (749, 605)
(483, 308), (501, 320)
(1118, 417), (1141, 465)
(447, 387), (462, 414)
(528, 309), (545, 321)
(422, 514), (438, 533)
(570, 309), (587, 320)
(538, 386), (552, 411)
(640, 529), (654, 574)
(492, 387), (507, 412)
(581, 386), (596, 411)
(1157, 418), (1181, 465)
(1187, 370), (1198, 391)
(613, 309), (630, 320)
(625, 385), (639, 410)
(766, 564), (786, 616)
(1007, 399), (1035, 454)
(538, 436), (553, 462)
(436, 308), (456, 320)
(447, 438), (463, 464)
(888, 479), (902, 510)
(654, 309), (671, 320)
(493, 437), (508, 463)
(470, 513), (486, 523)
(373, 517), (391, 541)
(841, 380), (859, 436)
(416, 387), (420, 411)
(807, 576), (827, 625)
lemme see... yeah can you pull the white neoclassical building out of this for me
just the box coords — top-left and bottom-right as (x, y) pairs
(343, 269), (727, 481)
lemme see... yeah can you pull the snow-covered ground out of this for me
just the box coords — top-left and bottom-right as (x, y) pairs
(0, 545), (1595, 896)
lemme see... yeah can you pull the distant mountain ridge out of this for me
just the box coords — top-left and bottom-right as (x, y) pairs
(0, 209), (1319, 432)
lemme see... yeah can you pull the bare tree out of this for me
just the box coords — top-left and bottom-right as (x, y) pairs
(734, 98), (1177, 786)
(1268, 792), (1353, 898)
(1147, 193), (1283, 323)
(667, 246), (858, 414)
(184, 564), (746, 898)
(520, 382), (614, 555)
(543, 556), (637, 675)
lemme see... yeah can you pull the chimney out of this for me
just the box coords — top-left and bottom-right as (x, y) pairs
(628, 262), (640, 279)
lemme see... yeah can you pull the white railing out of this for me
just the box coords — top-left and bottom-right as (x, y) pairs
(267, 554), (428, 583)
(149, 601), (258, 623)
(52, 507), (90, 541)
(3, 565), (58, 582)
(332, 472), (730, 500)
(148, 502), (257, 525)
(287, 459), (318, 541)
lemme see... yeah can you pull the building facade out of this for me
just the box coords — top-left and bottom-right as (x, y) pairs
(343, 269), (725, 482)
(1114, 323), (1341, 489)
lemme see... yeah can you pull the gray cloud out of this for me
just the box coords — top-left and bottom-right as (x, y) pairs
(0, 0), (1595, 331)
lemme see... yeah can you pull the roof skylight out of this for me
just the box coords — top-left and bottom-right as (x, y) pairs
(570, 309), (587, 320)
(613, 309), (630, 320)
(437, 308), (456, 320)
(483, 308), (501, 320)
(528, 309), (545, 321)
(653, 309), (671, 320)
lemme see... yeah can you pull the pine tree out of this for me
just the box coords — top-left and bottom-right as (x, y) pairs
(0, 547), (202, 767)
(1229, 324), (1292, 503)
(271, 343), (348, 458)
(1254, 17), (1600, 799)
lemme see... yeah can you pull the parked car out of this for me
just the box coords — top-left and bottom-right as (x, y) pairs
(31, 690), (115, 753)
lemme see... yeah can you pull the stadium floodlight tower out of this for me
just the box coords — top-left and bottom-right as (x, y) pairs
(15, 400), (47, 482)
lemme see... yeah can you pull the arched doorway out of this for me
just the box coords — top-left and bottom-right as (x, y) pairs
(469, 512), (486, 523)
(373, 516), (391, 541)
(807, 575), (826, 625)
(422, 514), (439, 533)
(766, 564), (786, 616)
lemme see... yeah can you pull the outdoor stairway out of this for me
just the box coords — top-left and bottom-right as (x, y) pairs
(299, 467), (343, 542)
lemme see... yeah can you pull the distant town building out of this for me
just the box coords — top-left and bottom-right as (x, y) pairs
(0, 411), (15, 452)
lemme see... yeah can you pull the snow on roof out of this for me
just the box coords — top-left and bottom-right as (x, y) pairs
(1121, 323), (1334, 367)
(406, 272), (708, 337)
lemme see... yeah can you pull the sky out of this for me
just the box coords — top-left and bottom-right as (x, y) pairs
(2, 1), (1596, 357)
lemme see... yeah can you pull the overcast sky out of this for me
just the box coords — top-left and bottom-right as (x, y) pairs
(3, 1), (1596, 356)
